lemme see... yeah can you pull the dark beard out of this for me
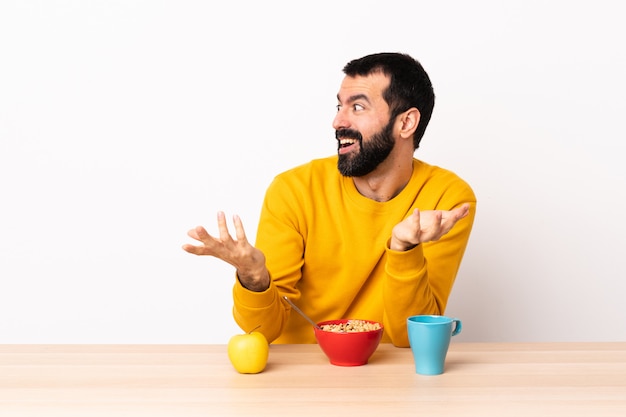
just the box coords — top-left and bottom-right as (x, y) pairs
(336, 121), (395, 177)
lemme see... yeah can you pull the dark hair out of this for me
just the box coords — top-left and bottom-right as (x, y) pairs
(342, 52), (435, 149)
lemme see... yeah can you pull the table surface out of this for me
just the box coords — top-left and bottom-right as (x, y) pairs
(1, 342), (625, 417)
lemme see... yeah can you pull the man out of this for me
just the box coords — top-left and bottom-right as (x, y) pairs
(183, 52), (476, 347)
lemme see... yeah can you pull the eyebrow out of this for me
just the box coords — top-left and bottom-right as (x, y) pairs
(337, 93), (371, 105)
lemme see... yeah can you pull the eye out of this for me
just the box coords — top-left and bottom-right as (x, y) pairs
(336, 104), (342, 112)
(353, 103), (364, 111)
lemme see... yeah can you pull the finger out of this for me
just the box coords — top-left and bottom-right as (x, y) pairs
(232, 214), (249, 243)
(440, 204), (468, 225)
(437, 209), (465, 239)
(432, 212), (445, 236)
(187, 226), (208, 241)
(451, 203), (470, 219)
(442, 205), (470, 228)
(460, 203), (470, 217)
(216, 211), (233, 242)
(187, 228), (200, 240)
(424, 211), (442, 229)
(182, 243), (203, 255)
(412, 208), (422, 243)
(410, 207), (420, 226)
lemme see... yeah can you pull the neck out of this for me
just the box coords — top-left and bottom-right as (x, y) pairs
(352, 157), (414, 202)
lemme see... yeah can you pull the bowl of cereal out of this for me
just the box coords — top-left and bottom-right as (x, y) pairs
(314, 319), (383, 366)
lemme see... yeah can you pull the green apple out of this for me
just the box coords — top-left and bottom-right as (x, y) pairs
(227, 330), (269, 374)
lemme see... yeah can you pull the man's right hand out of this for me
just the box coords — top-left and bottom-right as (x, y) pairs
(182, 211), (270, 292)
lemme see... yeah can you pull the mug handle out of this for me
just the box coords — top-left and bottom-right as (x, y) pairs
(451, 319), (462, 336)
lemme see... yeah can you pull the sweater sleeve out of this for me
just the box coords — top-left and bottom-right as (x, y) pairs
(382, 198), (476, 347)
(231, 173), (306, 343)
(232, 276), (286, 342)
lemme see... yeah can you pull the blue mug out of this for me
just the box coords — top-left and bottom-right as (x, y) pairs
(407, 315), (462, 375)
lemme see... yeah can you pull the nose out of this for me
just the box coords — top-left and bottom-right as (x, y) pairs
(332, 107), (349, 131)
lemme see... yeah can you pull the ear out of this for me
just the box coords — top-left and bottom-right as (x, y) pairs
(398, 108), (420, 139)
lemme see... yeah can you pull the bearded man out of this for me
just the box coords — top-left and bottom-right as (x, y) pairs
(184, 52), (476, 347)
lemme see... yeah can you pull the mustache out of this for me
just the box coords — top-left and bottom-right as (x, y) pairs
(335, 128), (363, 141)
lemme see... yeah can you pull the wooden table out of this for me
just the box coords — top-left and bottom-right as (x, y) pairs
(1, 343), (625, 416)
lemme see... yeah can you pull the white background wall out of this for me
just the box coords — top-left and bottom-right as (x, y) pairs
(1, 0), (625, 344)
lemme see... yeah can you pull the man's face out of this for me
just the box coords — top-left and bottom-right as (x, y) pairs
(333, 73), (396, 177)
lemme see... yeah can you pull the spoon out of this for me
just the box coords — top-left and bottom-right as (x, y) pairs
(282, 296), (322, 330)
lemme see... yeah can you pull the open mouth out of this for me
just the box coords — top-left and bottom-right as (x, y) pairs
(336, 129), (362, 154)
(339, 138), (357, 149)
(338, 138), (358, 154)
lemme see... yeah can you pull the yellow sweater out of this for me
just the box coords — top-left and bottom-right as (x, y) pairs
(232, 156), (476, 347)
